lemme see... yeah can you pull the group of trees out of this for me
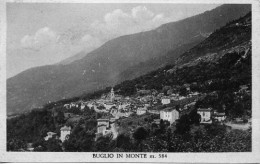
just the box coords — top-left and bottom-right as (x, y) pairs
(7, 100), (251, 152)
(67, 115), (251, 152)
(7, 109), (58, 151)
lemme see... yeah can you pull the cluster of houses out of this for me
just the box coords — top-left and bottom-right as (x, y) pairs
(44, 125), (72, 143)
(96, 118), (118, 140)
(58, 87), (226, 140)
(157, 107), (226, 125)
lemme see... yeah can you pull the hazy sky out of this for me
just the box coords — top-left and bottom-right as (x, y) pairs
(7, 3), (221, 78)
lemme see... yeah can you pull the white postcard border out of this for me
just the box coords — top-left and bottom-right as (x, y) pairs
(0, 0), (260, 163)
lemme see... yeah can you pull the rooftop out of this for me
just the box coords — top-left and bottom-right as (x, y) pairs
(162, 96), (171, 99)
(97, 119), (109, 122)
(47, 132), (56, 135)
(198, 108), (212, 111)
(60, 126), (71, 131)
(161, 107), (178, 112)
(214, 112), (226, 116)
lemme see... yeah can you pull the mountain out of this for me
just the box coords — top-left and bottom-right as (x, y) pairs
(58, 51), (87, 65)
(7, 4), (251, 115)
(115, 12), (251, 99)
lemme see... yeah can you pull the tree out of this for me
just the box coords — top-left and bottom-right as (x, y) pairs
(85, 119), (97, 131)
(79, 131), (96, 151)
(7, 138), (27, 151)
(95, 134), (113, 152)
(56, 111), (65, 124)
(179, 87), (188, 96)
(45, 138), (62, 152)
(133, 127), (149, 141)
(116, 133), (133, 151)
(175, 114), (191, 134)
(63, 137), (79, 152)
(133, 127), (149, 151)
(189, 109), (201, 125)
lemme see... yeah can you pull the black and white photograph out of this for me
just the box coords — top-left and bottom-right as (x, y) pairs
(0, 0), (260, 163)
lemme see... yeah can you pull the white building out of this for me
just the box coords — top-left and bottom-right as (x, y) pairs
(97, 124), (108, 135)
(63, 104), (70, 109)
(80, 103), (86, 110)
(60, 126), (71, 142)
(161, 97), (171, 105)
(104, 102), (115, 110)
(213, 112), (226, 122)
(44, 132), (57, 141)
(137, 107), (147, 115)
(160, 108), (179, 124)
(118, 102), (130, 110)
(87, 102), (94, 109)
(148, 109), (160, 115)
(96, 118), (118, 139)
(97, 119), (110, 127)
(197, 108), (213, 123)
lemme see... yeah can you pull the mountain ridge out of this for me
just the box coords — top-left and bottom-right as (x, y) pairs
(7, 4), (251, 115)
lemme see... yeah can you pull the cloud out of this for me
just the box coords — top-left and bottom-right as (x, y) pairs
(131, 6), (154, 22)
(89, 6), (171, 41)
(80, 34), (102, 49)
(19, 6), (171, 60)
(21, 27), (57, 51)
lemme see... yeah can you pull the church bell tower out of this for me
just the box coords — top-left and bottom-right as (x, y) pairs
(110, 87), (115, 101)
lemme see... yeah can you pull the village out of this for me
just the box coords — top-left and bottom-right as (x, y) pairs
(40, 83), (242, 147)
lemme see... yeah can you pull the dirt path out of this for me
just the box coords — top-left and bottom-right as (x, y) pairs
(224, 122), (251, 130)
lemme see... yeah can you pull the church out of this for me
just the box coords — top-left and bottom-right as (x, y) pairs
(106, 87), (122, 102)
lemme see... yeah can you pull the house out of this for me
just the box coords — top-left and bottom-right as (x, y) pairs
(97, 119), (110, 128)
(136, 107), (147, 115)
(110, 108), (118, 115)
(124, 111), (132, 117)
(170, 93), (180, 101)
(80, 103), (86, 110)
(87, 102), (94, 109)
(153, 119), (161, 125)
(63, 104), (70, 109)
(197, 108), (213, 124)
(240, 85), (248, 91)
(110, 117), (117, 123)
(114, 95), (123, 101)
(110, 123), (118, 139)
(118, 102), (130, 110)
(184, 102), (196, 110)
(125, 96), (130, 100)
(148, 109), (160, 115)
(27, 143), (34, 151)
(137, 89), (151, 95)
(97, 124), (108, 135)
(213, 112), (226, 122)
(184, 84), (191, 92)
(60, 126), (71, 142)
(178, 96), (186, 100)
(160, 107), (179, 124)
(69, 102), (78, 108)
(161, 96), (171, 105)
(157, 93), (164, 98)
(104, 102), (115, 110)
(44, 132), (57, 141)
(96, 118), (118, 139)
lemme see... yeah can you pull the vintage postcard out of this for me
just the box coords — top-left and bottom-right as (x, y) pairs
(0, 0), (260, 163)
